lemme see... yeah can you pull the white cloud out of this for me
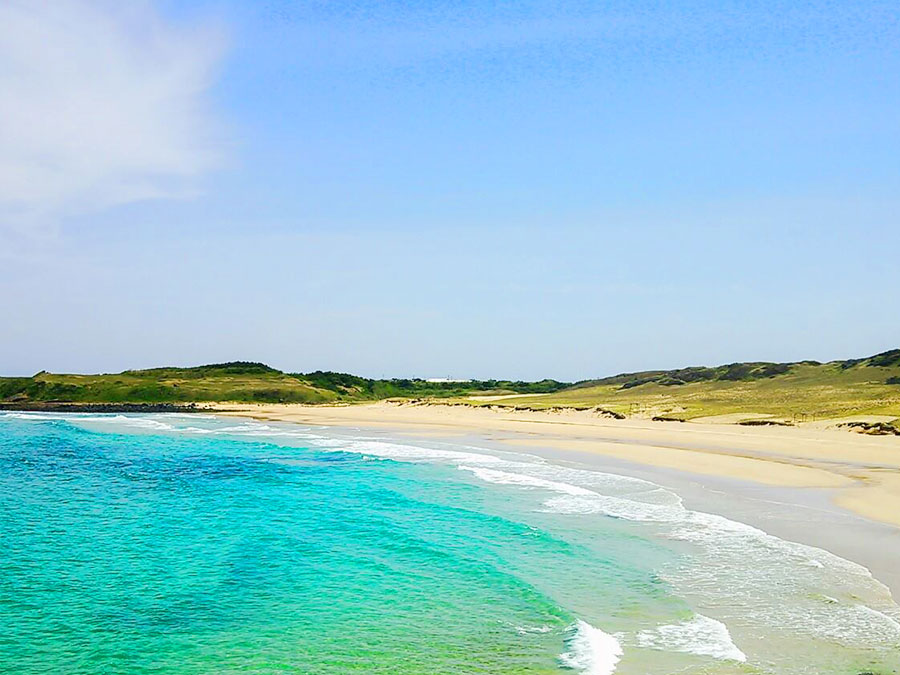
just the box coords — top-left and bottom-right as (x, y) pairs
(0, 0), (227, 229)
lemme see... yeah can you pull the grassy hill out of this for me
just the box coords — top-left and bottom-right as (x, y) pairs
(462, 350), (900, 423)
(0, 362), (567, 406)
(0, 362), (336, 405)
(1, 351), (899, 424)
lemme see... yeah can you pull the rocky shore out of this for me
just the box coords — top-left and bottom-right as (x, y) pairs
(0, 402), (208, 414)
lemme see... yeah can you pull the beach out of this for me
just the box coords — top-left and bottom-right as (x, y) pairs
(4, 408), (900, 674)
(208, 401), (900, 598)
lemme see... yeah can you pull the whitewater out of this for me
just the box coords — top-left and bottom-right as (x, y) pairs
(2, 411), (898, 674)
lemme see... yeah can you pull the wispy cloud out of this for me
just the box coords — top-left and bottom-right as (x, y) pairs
(0, 0), (227, 230)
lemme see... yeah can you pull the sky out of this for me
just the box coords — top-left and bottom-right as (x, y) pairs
(1, 0), (899, 380)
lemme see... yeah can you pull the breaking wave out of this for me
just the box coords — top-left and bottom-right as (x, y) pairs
(559, 620), (622, 675)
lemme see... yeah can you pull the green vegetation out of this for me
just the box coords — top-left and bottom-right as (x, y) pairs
(461, 351), (900, 421)
(0, 363), (336, 405)
(0, 362), (567, 406)
(2, 351), (899, 422)
(299, 371), (567, 400)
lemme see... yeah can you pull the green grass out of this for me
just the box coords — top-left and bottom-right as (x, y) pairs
(2, 351), (899, 421)
(0, 364), (337, 404)
(298, 371), (567, 400)
(0, 362), (568, 406)
(459, 353), (900, 421)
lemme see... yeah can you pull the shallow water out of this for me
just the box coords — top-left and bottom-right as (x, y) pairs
(1, 412), (898, 674)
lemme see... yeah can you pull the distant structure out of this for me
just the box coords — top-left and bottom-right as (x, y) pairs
(424, 378), (472, 383)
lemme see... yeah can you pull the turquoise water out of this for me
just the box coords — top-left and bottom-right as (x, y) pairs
(1, 413), (899, 674)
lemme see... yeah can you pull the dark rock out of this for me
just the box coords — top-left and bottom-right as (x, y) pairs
(0, 402), (205, 414)
(738, 419), (794, 427)
(839, 421), (900, 436)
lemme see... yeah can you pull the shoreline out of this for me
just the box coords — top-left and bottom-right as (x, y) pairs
(206, 401), (900, 599)
(0, 402), (206, 414)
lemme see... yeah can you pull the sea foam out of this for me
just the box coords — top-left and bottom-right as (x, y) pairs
(634, 614), (746, 662)
(11, 411), (899, 663)
(1, 412), (60, 420)
(458, 465), (597, 496)
(559, 620), (622, 675)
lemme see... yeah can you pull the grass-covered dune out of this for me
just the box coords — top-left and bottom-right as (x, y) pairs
(1, 351), (899, 425)
(0, 362), (334, 405)
(0, 362), (567, 406)
(467, 350), (900, 424)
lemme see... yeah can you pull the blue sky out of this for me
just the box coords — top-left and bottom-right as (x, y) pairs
(1, 0), (898, 379)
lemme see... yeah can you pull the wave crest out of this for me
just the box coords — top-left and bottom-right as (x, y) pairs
(559, 620), (622, 675)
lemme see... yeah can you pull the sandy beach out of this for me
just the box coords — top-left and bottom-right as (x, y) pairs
(208, 401), (900, 597)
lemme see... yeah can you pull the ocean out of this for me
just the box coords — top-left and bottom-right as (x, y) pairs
(1, 412), (898, 674)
